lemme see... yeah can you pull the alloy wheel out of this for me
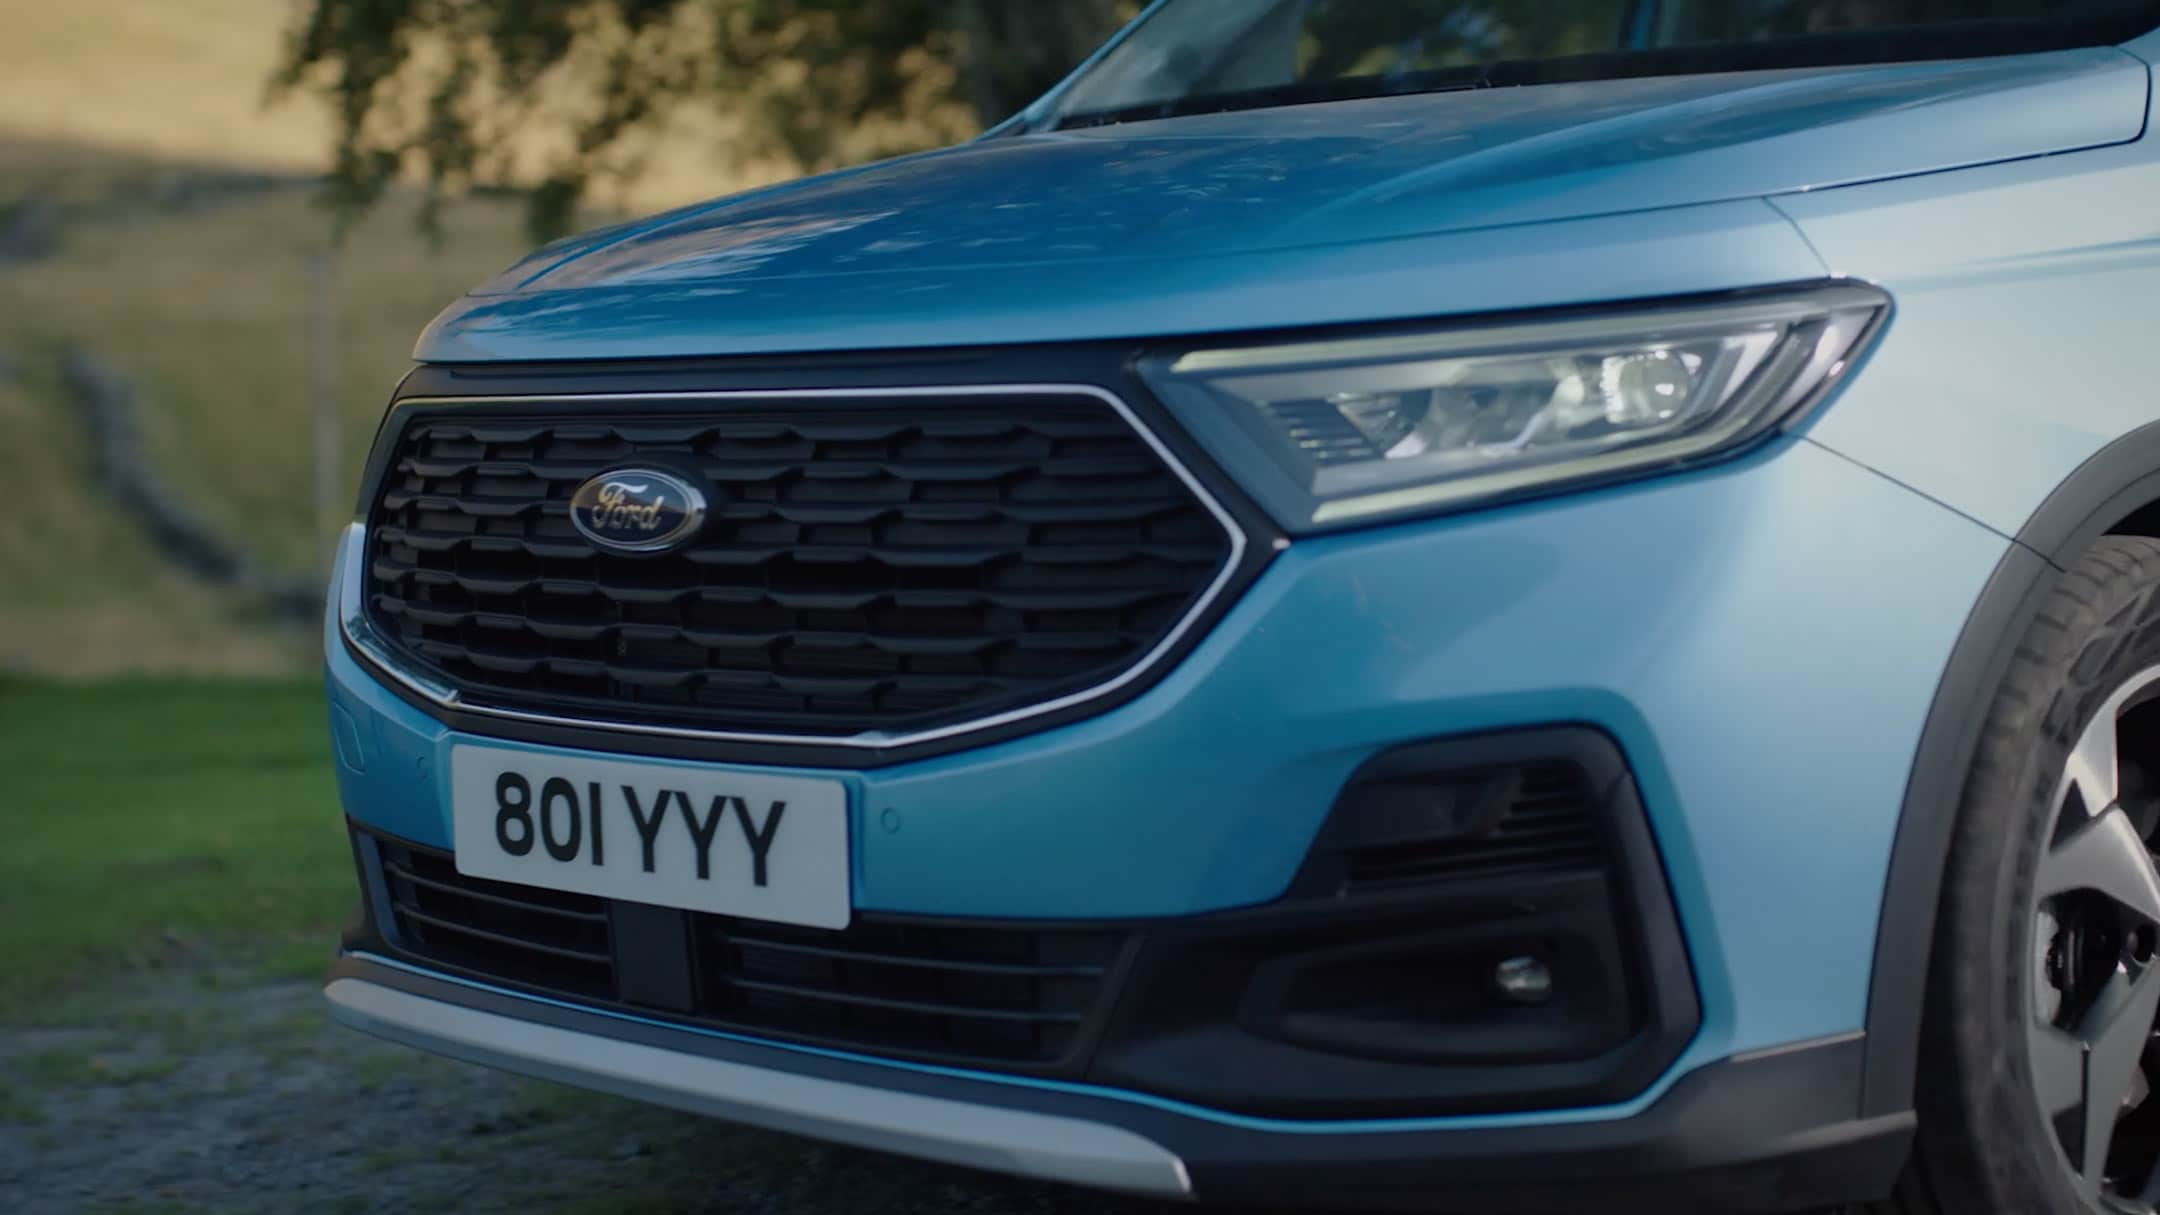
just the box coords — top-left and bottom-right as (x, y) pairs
(2031, 666), (2160, 1209)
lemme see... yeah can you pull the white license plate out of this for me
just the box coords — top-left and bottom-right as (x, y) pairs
(448, 745), (850, 929)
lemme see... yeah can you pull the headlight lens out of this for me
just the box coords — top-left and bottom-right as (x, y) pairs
(1139, 284), (1888, 531)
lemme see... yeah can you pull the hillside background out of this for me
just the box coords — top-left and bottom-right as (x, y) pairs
(0, 0), (790, 676)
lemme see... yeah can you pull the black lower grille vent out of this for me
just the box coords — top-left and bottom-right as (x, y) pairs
(694, 917), (1121, 1064)
(380, 842), (615, 997)
(1301, 756), (1611, 895)
(369, 834), (1126, 1070)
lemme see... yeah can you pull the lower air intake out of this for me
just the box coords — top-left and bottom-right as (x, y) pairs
(366, 833), (1130, 1072)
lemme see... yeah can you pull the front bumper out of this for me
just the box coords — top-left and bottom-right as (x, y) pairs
(326, 962), (1191, 1197)
(326, 432), (2006, 1203)
(327, 952), (1910, 1211)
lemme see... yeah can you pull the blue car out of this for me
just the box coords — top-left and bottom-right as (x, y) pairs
(321, 2), (2160, 1210)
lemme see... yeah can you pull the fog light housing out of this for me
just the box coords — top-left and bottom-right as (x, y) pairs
(1084, 727), (1700, 1118)
(1495, 955), (1556, 1006)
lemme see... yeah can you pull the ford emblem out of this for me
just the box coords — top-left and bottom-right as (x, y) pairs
(569, 469), (707, 554)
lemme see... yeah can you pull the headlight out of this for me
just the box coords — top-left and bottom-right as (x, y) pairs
(1138, 283), (1889, 531)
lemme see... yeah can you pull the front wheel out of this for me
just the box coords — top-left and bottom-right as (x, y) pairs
(1880, 536), (2160, 1214)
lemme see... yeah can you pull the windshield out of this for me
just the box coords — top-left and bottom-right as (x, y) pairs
(1049, 0), (2160, 128)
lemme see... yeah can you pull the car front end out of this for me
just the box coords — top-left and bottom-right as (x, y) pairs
(319, 2), (2160, 1210)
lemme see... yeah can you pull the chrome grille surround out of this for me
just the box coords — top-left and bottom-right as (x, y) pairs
(340, 383), (1249, 751)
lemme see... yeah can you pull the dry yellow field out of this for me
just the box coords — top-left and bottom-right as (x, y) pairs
(0, 0), (333, 175)
(0, 0), (788, 215)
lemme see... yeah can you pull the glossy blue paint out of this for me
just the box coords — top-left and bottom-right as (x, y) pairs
(417, 50), (2144, 363)
(1781, 60), (2160, 541)
(516, 51), (2140, 291)
(323, 531), (449, 845)
(2131, 25), (2160, 65)
(329, 702), (366, 775)
(419, 199), (1817, 363)
(335, 18), (2160, 1146)
(331, 436), (2005, 1062)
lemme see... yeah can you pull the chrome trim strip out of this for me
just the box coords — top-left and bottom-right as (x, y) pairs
(342, 528), (458, 704)
(339, 383), (1251, 750)
(325, 976), (1194, 1198)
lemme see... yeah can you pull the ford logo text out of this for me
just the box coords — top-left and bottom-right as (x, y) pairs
(568, 469), (707, 554)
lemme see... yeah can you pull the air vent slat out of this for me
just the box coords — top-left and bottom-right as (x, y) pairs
(1339, 761), (1610, 891)
(364, 396), (1236, 738)
(371, 835), (1125, 1069)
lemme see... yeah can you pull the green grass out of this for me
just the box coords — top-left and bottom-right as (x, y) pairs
(20, 1046), (102, 1086)
(0, 677), (348, 1014)
(20, 1044), (183, 1087)
(0, 1076), (47, 1124)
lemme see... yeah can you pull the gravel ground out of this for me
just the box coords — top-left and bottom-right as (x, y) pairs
(0, 966), (1205, 1215)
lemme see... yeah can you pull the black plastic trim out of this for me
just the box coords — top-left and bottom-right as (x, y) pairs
(1081, 727), (1699, 1118)
(347, 345), (1282, 769)
(1863, 419), (2160, 1117)
(1290, 725), (1630, 894)
(1086, 857), (1694, 1117)
(2005, 417), (2160, 568)
(348, 823), (1145, 1079)
(329, 951), (1909, 1212)
(610, 901), (695, 1013)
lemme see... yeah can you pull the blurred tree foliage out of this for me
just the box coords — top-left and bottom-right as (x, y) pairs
(273, 0), (1138, 240)
(1296, 0), (1627, 77)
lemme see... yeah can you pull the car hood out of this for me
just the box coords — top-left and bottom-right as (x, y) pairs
(422, 47), (2148, 361)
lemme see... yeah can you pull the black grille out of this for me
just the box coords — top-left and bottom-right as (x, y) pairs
(370, 836), (1126, 1069)
(379, 843), (615, 997)
(1341, 760), (1607, 890)
(363, 397), (1234, 736)
(694, 917), (1121, 1064)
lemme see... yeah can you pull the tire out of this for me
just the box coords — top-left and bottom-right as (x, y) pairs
(1867, 535), (2160, 1215)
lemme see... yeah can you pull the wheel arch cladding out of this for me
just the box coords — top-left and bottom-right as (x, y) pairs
(1866, 418), (2160, 1118)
